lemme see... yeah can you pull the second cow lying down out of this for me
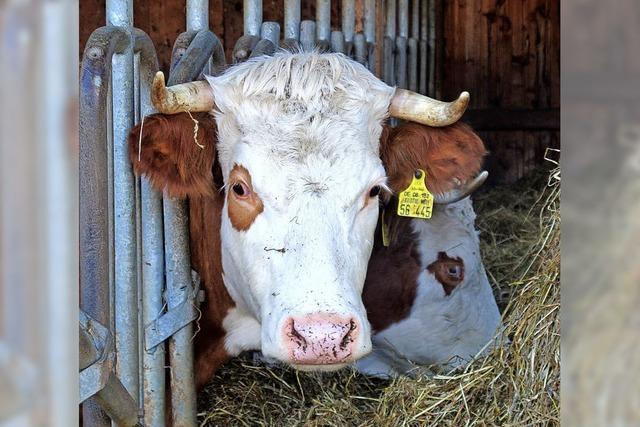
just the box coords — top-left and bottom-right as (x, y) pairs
(128, 52), (501, 388)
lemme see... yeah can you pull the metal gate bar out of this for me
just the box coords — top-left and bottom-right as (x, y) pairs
(384, 0), (396, 85)
(107, 0), (140, 410)
(134, 27), (166, 427)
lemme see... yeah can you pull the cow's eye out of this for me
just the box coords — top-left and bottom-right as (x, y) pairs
(232, 182), (249, 198)
(369, 185), (381, 198)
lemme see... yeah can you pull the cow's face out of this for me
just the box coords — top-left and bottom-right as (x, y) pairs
(129, 53), (484, 370)
(204, 55), (396, 367)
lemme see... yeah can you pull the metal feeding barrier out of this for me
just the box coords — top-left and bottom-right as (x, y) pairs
(79, 1), (437, 425)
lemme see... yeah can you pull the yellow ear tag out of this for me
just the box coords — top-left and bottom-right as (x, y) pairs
(397, 169), (433, 219)
(381, 209), (390, 247)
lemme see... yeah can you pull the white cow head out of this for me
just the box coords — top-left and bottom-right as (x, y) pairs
(138, 52), (472, 370)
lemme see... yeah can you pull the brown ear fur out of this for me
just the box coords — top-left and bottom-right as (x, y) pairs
(380, 121), (487, 195)
(128, 112), (218, 198)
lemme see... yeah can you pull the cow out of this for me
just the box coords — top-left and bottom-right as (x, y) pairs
(356, 122), (502, 377)
(128, 51), (484, 389)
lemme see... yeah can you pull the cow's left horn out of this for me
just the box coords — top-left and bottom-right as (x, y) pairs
(389, 89), (469, 127)
(434, 171), (488, 205)
(151, 71), (215, 114)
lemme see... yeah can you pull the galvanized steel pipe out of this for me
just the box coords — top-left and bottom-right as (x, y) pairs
(133, 28), (166, 427)
(106, 0), (140, 416)
(428, 0), (436, 96)
(419, 0), (428, 94)
(285, 0), (301, 40)
(244, 0), (262, 36)
(80, 25), (129, 427)
(342, 0), (355, 43)
(408, 37), (418, 91)
(411, 0), (419, 39)
(316, 0), (331, 42)
(300, 20), (316, 51)
(354, 33), (367, 65)
(250, 39), (277, 57)
(163, 29), (222, 426)
(364, 0), (376, 72)
(385, 0), (396, 39)
(395, 36), (407, 88)
(330, 30), (345, 53)
(398, 0), (409, 38)
(187, 0), (208, 31)
(262, 21), (281, 47)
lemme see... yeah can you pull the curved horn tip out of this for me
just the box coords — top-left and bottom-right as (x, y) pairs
(475, 170), (489, 185)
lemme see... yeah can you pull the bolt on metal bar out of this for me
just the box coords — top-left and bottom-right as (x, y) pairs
(316, 0), (331, 42)
(80, 25), (129, 427)
(107, 0), (140, 414)
(262, 21), (281, 47)
(419, 0), (428, 94)
(244, 0), (263, 36)
(133, 27), (165, 427)
(284, 0), (301, 40)
(330, 30), (345, 53)
(300, 20), (316, 51)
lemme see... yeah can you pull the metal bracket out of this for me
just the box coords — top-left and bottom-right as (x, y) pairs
(79, 310), (113, 403)
(144, 274), (203, 351)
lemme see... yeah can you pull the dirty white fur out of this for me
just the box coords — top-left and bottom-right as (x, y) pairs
(204, 52), (395, 363)
(223, 307), (262, 356)
(356, 198), (503, 377)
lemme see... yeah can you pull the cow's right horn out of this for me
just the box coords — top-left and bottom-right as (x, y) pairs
(389, 89), (469, 127)
(434, 171), (488, 205)
(151, 71), (215, 114)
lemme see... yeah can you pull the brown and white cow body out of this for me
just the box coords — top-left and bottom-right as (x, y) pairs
(129, 52), (486, 389)
(357, 197), (502, 377)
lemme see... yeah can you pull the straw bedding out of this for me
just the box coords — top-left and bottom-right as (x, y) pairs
(197, 164), (560, 426)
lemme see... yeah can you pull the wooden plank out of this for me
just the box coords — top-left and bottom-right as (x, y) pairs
(463, 108), (560, 131)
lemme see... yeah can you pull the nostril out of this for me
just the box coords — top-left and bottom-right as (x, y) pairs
(288, 320), (308, 347)
(339, 319), (357, 350)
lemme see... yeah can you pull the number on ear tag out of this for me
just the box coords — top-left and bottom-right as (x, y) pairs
(396, 169), (433, 219)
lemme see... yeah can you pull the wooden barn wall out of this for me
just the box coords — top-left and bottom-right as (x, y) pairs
(440, 0), (560, 183)
(79, 0), (560, 184)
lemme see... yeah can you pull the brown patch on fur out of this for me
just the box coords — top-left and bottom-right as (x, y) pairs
(227, 164), (264, 231)
(427, 251), (465, 296)
(363, 208), (421, 332)
(127, 112), (219, 198)
(379, 121), (487, 195)
(189, 191), (235, 389)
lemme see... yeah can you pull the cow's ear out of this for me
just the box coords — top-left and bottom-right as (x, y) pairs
(128, 112), (218, 198)
(379, 121), (487, 195)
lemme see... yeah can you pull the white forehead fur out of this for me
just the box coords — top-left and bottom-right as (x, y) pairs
(205, 51), (395, 180)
